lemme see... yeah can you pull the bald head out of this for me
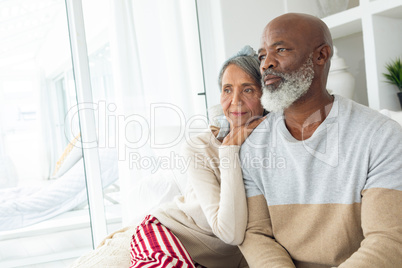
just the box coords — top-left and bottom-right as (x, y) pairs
(263, 13), (333, 58)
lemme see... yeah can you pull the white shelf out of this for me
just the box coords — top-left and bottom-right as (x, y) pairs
(370, 0), (402, 17)
(323, 1), (402, 37)
(319, 0), (402, 110)
(322, 7), (362, 39)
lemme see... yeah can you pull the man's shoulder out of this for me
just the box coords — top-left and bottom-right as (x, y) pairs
(337, 95), (400, 130)
(239, 114), (282, 160)
(336, 95), (402, 150)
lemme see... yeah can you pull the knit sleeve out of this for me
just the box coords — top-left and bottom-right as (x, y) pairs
(184, 143), (248, 245)
(239, 195), (296, 267)
(338, 119), (402, 267)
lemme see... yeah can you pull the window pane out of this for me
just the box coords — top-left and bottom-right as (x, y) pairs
(0, 0), (94, 266)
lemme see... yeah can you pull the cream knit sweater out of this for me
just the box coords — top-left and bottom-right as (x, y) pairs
(152, 129), (248, 268)
(71, 128), (248, 268)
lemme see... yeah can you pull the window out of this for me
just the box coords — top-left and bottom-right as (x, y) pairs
(0, 0), (207, 266)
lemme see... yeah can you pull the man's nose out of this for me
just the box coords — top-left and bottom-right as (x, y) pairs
(260, 55), (276, 73)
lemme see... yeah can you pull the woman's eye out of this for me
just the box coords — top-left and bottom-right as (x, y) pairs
(244, 88), (253, 93)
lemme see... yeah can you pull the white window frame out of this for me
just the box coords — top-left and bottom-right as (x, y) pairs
(65, 0), (108, 247)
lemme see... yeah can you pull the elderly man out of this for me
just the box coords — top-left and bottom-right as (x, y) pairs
(239, 13), (402, 267)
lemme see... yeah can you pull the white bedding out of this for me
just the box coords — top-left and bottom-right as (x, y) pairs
(0, 148), (118, 231)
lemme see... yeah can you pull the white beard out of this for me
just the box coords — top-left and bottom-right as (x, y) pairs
(260, 54), (314, 113)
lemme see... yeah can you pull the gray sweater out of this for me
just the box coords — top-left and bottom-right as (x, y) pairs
(239, 95), (402, 267)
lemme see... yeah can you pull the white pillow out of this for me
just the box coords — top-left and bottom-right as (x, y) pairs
(127, 169), (183, 226)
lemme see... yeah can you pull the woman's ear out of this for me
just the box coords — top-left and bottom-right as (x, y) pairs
(315, 44), (331, 66)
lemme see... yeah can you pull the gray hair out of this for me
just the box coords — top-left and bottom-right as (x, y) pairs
(218, 45), (261, 90)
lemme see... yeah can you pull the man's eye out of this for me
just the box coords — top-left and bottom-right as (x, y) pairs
(244, 88), (253, 93)
(258, 55), (266, 61)
(223, 88), (231, 93)
(278, 48), (287, 52)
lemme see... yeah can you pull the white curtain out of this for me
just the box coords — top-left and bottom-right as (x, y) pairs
(108, 0), (207, 224)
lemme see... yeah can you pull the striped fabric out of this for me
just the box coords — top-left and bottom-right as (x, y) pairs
(130, 215), (205, 268)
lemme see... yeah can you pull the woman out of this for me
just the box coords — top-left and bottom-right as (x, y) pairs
(130, 45), (265, 268)
(71, 46), (265, 268)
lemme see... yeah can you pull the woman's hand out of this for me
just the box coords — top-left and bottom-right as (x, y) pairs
(222, 116), (266, 146)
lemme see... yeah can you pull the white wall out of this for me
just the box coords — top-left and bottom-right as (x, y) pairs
(197, 0), (369, 109)
(197, 0), (284, 108)
(219, 0), (284, 57)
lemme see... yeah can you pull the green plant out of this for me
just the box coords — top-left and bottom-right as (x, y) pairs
(383, 58), (402, 92)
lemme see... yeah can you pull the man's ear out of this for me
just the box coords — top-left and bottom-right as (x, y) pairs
(315, 44), (331, 66)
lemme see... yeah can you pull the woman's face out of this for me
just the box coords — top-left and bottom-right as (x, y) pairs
(220, 64), (264, 129)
